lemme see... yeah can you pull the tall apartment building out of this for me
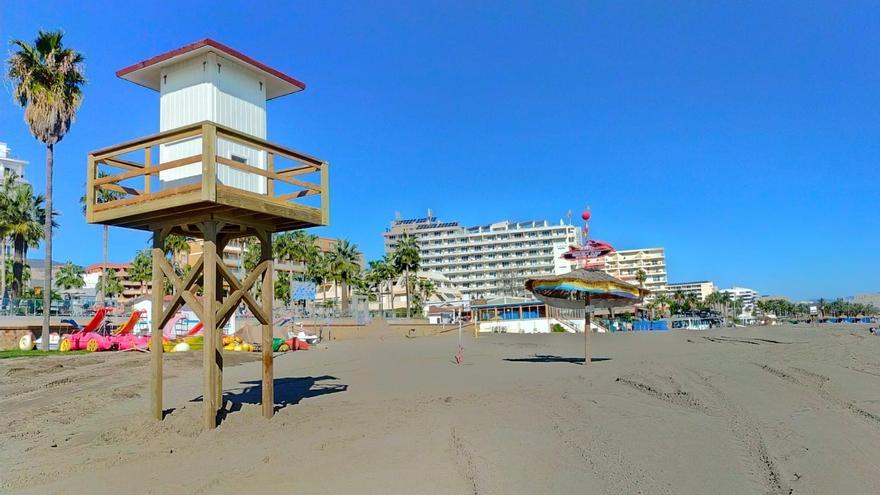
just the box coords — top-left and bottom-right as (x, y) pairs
(384, 213), (579, 299)
(591, 247), (667, 296)
(666, 281), (717, 301)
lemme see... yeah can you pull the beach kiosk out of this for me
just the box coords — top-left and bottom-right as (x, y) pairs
(85, 39), (329, 428)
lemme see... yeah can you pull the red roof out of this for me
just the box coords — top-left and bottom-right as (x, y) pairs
(116, 38), (306, 99)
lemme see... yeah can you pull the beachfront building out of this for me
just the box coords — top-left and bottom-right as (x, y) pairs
(84, 262), (149, 305)
(354, 270), (465, 317)
(472, 296), (611, 333)
(181, 236), (346, 279)
(1, 143), (28, 264)
(383, 212), (579, 300)
(0, 142), (27, 182)
(589, 247), (667, 296)
(720, 286), (759, 316)
(665, 281), (717, 301)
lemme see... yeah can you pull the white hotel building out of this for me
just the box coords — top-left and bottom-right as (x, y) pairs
(384, 213), (579, 299)
(592, 247), (668, 296)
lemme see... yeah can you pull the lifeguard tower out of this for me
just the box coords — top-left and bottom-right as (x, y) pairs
(85, 39), (329, 428)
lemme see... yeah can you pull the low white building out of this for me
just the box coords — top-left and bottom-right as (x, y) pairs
(0, 142), (27, 181)
(720, 287), (758, 317)
(472, 297), (607, 334)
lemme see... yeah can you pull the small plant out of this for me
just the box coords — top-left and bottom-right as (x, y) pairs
(551, 323), (566, 333)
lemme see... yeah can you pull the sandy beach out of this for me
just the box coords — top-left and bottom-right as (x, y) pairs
(2, 324), (880, 494)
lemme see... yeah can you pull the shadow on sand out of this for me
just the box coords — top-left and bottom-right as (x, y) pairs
(503, 355), (611, 365)
(190, 375), (347, 422)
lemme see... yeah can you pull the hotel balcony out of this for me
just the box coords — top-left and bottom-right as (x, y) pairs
(86, 121), (329, 236)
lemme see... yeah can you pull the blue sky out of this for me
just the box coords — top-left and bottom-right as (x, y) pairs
(1, 1), (877, 300)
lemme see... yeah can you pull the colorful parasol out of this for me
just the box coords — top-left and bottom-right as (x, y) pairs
(525, 268), (649, 365)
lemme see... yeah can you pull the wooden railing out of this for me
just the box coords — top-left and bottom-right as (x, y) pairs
(86, 121), (328, 224)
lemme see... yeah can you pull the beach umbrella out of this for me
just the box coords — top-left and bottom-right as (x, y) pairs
(525, 268), (649, 365)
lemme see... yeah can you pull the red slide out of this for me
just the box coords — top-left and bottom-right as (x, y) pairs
(75, 307), (111, 334)
(186, 322), (204, 337)
(112, 309), (146, 336)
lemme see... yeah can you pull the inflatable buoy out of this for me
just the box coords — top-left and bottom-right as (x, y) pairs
(172, 342), (190, 353)
(18, 333), (35, 351)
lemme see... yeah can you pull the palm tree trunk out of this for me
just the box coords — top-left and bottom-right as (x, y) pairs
(388, 277), (395, 316)
(405, 269), (411, 318)
(341, 278), (350, 314)
(12, 236), (24, 299)
(41, 144), (53, 351)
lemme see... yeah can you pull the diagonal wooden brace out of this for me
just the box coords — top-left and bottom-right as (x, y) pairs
(157, 257), (204, 329)
(215, 260), (271, 325)
(156, 255), (207, 325)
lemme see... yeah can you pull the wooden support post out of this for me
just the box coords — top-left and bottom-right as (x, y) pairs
(86, 154), (96, 222)
(266, 153), (274, 198)
(258, 231), (274, 418)
(202, 224), (219, 429)
(321, 161), (330, 225)
(214, 234), (230, 409)
(144, 147), (152, 194)
(150, 230), (167, 420)
(201, 123), (217, 202)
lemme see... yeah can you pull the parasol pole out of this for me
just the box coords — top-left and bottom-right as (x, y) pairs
(584, 294), (592, 366)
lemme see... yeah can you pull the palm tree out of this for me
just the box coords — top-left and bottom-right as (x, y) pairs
(416, 277), (438, 315)
(273, 231), (319, 305)
(0, 173), (17, 300)
(718, 292), (732, 325)
(3, 181), (48, 300)
(393, 234), (421, 317)
(55, 261), (84, 290)
(127, 249), (152, 296)
(79, 171), (123, 305)
(327, 240), (362, 314)
(635, 269), (647, 288)
(242, 237), (261, 272)
(292, 231), (319, 280)
(274, 270), (291, 306)
(380, 254), (399, 316)
(163, 234), (190, 261)
(307, 253), (330, 313)
(8, 30), (86, 350)
(366, 260), (386, 314)
(5, 257), (30, 291)
(96, 268), (123, 304)
(654, 294), (671, 318)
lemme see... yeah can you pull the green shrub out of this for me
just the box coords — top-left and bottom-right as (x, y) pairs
(551, 323), (566, 333)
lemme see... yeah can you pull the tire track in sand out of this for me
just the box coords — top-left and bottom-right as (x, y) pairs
(617, 372), (790, 495)
(450, 427), (479, 495)
(545, 393), (673, 495)
(758, 364), (880, 428)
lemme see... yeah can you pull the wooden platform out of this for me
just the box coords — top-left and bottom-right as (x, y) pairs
(85, 121), (329, 236)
